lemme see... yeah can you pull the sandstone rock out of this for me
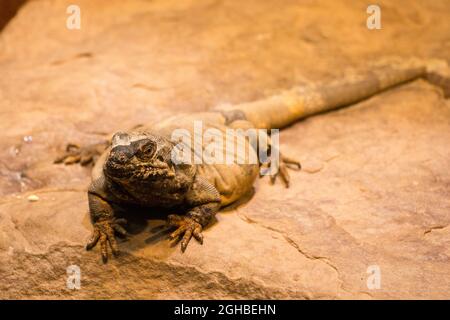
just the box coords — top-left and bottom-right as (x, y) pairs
(300, 156), (324, 174)
(0, 0), (449, 299)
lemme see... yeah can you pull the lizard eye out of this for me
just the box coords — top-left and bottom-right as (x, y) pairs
(136, 140), (156, 160)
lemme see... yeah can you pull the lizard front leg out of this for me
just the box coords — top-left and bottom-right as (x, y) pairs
(85, 178), (127, 263)
(167, 176), (221, 252)
(167, 202), (220, 252)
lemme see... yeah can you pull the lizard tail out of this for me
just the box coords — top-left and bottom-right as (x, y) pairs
(215, 58), (449, 129)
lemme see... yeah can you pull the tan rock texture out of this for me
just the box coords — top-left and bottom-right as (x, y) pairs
(0, 0), (449, 299)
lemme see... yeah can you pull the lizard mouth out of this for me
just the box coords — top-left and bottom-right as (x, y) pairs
(104, 158), (134, 180)
(131, 164), (175, 181)
(105, 162), (175, 183)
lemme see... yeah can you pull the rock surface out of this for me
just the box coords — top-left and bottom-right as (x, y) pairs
(0, 0), (449, 299)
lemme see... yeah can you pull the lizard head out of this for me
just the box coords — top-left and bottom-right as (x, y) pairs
(104, 131), (177, 183)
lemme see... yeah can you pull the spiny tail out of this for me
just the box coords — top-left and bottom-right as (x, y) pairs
(215, 58), (449, 129)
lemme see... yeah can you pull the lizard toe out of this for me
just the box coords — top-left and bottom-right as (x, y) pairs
(167, 215), (203, 252)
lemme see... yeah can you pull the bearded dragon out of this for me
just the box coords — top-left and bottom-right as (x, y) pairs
(55, 58), (449, 263)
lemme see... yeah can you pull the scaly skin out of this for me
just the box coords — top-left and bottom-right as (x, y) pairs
(55, 57), (449, 263)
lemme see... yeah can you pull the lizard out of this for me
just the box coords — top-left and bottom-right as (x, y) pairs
(55, 57), (449, 263)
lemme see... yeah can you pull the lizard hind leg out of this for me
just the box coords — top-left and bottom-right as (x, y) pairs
(261, 153), (301, 188)
(54, 140), (109, 166)
(257, 130), (301, 188)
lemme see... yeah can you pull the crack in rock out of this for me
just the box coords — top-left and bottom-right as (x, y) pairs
(424, 224), (449, 236)
(236, 211), (350, 295)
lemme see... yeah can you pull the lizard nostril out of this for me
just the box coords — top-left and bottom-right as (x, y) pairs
(111, 148), (131, 164)
(117, 153), (127, 163)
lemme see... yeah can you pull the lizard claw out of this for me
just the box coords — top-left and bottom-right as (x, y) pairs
(54, 141), (108, 166)
(86, 218), (127, 263)
(261, 153), (301, 188)
(167, 214), (203, 252)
